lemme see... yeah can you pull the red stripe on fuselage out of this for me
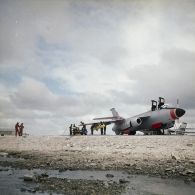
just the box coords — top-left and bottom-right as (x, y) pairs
(121, 128), (130, 134)
(170, 109), (177, 120)
(152, 122), (162, 129)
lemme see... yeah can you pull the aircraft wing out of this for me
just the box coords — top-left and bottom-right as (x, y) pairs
(83, 121), (116, 126)
(93, 116), (122, 120)
(94, 116), (124, 123)
(81, 118), (124, 126)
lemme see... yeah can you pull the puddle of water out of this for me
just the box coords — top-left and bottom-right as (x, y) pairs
(0, 165), (195, 195)
(49, 170), (195, 195)
(0, 167), (54, 195)
(50, 169), (129, 182)
(122, 175), (195, 195)
(0, 169), (35, 194)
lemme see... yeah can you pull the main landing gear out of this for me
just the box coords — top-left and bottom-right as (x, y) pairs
(128, 131), (136, 135)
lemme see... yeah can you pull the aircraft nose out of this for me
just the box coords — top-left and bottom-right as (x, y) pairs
(176, 108), (185, 118)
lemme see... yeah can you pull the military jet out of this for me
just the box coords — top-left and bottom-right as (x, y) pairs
(92, 97), (185, 135)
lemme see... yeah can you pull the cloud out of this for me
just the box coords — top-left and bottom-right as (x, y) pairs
(124, 48), (195, 108)
(0, 0), (195, 134)
(11, 78), (55, 110)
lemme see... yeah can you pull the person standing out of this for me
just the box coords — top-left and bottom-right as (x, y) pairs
(90, 124), (93, 135)
(15, 122), (20, 136)
(72, 124), (76, 135)
(100, 121), (104, 135)
(104, 123), (106, 135)
(19, 123), (24, 136)
(69, 124), (73, 136)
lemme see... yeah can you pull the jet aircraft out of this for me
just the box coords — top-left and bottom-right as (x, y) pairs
(92, 97), (186, 135)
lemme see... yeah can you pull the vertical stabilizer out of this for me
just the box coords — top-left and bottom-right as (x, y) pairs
(179, 122), (187, 130)
(110, 108), (120, 118)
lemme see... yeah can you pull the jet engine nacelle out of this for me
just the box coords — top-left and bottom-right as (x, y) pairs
(130, 117), (142, 127)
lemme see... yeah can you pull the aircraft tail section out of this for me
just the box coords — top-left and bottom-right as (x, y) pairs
(178, 122), (187, 131)
(110, 108), (120, 118)
(93, 108), (123, 121)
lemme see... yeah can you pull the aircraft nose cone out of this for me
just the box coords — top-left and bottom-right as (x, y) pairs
(176, 108), (185, 118)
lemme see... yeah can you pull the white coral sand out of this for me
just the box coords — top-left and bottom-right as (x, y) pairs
(0, 135), (195, 162)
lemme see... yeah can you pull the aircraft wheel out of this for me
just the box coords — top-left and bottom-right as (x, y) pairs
(128, 131), (136, 135)
(157, 130), (161, 135)
(132, 131), (136, 135)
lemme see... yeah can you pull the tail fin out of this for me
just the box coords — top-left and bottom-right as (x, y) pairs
(179, 122), (187, 131)
(93, 108), (123, 121)
(110, 108), (120, 118)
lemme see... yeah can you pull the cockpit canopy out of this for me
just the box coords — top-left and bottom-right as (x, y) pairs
(151, 97), (166, 111)
(161, 104), (169, 109)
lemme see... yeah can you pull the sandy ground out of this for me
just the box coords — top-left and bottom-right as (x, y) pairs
(0, 135), (195, 160)
(1, 135), (195, 194)
(0, 135), (195, 179)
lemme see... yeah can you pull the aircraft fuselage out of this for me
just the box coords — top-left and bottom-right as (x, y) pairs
(112, 108), (185, 135)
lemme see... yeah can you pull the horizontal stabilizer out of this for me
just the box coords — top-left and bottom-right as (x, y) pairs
(93, 116), (118, 120)
(81, 120), (116, 126)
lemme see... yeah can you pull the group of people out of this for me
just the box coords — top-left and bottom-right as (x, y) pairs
(15, 122), (24, 136)
(69, 122), (88, 136)
(69, 121), (107, 136)
(91, 121), (107, 135)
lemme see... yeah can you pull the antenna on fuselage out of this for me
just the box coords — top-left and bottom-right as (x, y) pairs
(175, 98), (180, 130)
(177, 98), (179, 108)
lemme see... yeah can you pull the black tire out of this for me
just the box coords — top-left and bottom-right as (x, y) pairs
(128, 131), (136, 135)
(157, 130), (161, 135)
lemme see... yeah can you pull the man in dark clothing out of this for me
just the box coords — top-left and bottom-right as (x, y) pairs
(69, 124), (73, 136)
(100, 121), (104, 135)
(19, 123), (24, 136)
(15, 122), (20, 136)
(72, 124), (77, 135)
(80, 121), (87, 135)
(91, 124), (94, 135)
(104, 123), (106, 135)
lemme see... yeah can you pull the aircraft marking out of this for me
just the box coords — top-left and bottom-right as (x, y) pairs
(170, 109), (177, 120)
(152, 122), (162, 129)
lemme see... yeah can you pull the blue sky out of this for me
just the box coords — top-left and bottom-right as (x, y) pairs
(0, 0), (195, 135)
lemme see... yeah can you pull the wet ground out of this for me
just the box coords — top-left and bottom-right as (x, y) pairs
(0, 155), (195, 195)
(1, 165), (195, 195)
(1, 135), (195, 194)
